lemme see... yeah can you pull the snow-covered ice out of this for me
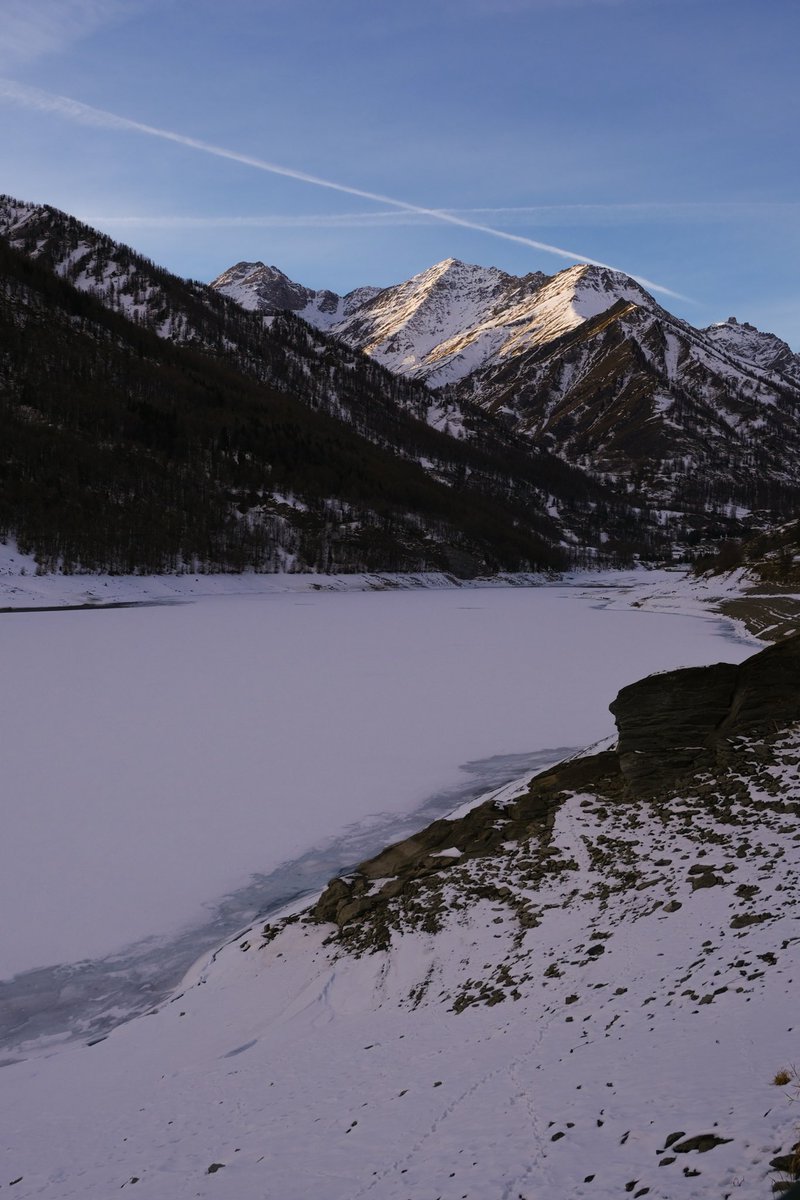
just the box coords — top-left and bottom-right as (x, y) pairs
(1, 583), (753, 983)
(2, 705), (796, 1200)
(1, 573), (791, 1200)
(0, 573), (760, 1065)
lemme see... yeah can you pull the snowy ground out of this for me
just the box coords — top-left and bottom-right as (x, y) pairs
(2, 723), (797, 1199)
(2, 559), (789, 1199)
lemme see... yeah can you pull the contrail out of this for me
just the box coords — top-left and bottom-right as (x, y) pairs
(0, 77), (690, 302)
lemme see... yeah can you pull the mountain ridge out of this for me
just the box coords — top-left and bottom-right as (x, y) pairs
(4, 194), (800, 573)
(4, 196), (661, 574)
(211, 253), (800, 391)
(212, 251), (800, 524)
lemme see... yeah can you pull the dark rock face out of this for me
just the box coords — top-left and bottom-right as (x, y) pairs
(724, 633), (800, 733)
(610, 662), (738, 791)
(610, 634), (800, 793)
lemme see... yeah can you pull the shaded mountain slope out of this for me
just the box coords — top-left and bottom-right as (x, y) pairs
(2, 196), (670, 570)
(0, 237), (571, 574)
(456, 287), (800, 516)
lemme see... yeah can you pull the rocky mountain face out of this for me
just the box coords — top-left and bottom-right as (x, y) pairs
(4, 196), (668, 574)
(705, 317), (800, 387)
(212, 255), (554, 387)
(455, 281), (800, 516)
(214, 253), (800, 530)
(325, 257), (551, 386)
(212, 260), (381, 330)
(5, 193), (800, 573)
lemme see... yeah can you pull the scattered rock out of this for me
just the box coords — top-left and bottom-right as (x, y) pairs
(672, 1133), (732, 1153)
(731, 912), (774, 929)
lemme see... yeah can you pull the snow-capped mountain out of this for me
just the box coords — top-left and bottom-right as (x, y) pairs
(214, 250), (800, 520)
(329, 257), (550, 385)
(213, 250), (800, 409)
(5, 193), (800, 565)
(456, 280), (800, 513)
(328, 260), (658, 387)
(213, 255), (553, 386)
(4, 195), (656, 574)
(212, 260), (381, 330)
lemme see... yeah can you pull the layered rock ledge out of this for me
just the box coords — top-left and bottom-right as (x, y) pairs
(611, 632), (800, 791)
(312, 634), (800, 933)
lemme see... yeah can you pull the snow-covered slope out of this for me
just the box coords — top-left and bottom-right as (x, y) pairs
(211, 256), (800, 508)
(329, 257), (548, 385)
(213, 255), (554, 385)
(3, 634), (799, 1199)
(332, 261), (657, 387)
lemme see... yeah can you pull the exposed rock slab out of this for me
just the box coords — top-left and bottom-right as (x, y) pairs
(611, 633), (800, 793)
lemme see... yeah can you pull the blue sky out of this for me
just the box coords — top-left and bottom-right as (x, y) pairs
(1, 0), (798, 345)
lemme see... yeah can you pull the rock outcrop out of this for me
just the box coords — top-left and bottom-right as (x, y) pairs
(611, 633), (800, 792)
(313, 634), (800, 931)
(311, 750), (619, 929)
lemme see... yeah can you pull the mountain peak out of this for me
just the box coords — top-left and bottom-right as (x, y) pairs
(411, 256), (511, 289)
(213, 260), (293, 287)
(326, 257), (544, 384)
(210, 260), (340, 318)
(704, 313), (800, 383)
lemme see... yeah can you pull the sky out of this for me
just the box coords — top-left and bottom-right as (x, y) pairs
(0, 0), (798, 345)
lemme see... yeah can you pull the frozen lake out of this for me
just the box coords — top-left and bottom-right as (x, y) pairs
(0, 582), (753, 1049)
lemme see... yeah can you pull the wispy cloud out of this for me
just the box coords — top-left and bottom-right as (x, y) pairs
(0, 77), (691, 301)
(458, 202), (800, 225)
(0, 1), (136, 69)
(462, 0), (699, 10)
(86, 202), (800, 232)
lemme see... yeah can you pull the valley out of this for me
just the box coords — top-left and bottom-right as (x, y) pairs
(1, 195), (799, 1200)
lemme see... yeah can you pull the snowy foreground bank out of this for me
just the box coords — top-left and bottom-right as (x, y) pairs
(4, 563), (796, 1199)
(3, 658), (799, 1200)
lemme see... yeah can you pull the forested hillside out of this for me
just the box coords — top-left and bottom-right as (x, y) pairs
(0, 200), (684, 576)
(0, 238), (579, 575)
